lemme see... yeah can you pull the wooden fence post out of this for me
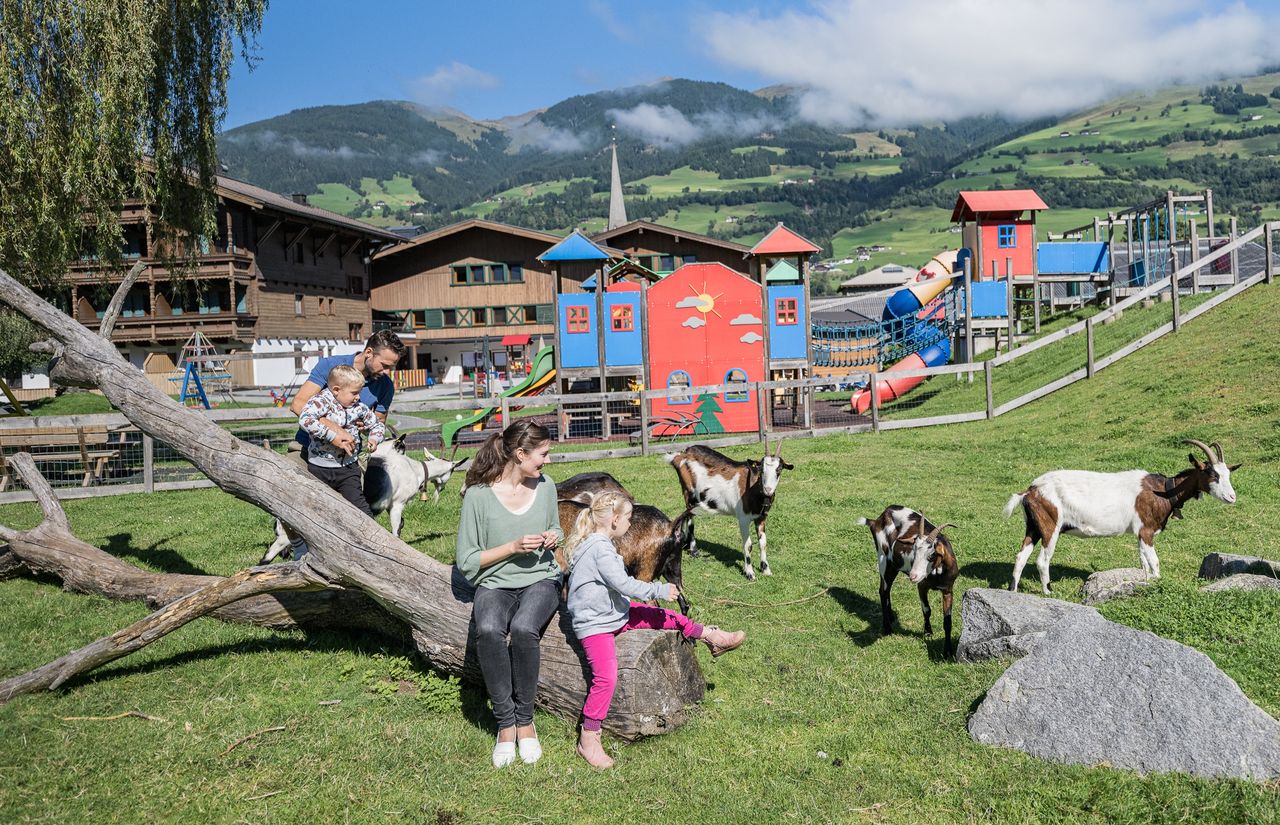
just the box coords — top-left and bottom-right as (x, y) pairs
(984, 360), (994, 420)
(1189, 218), (1200, 293)
(1086, 318), (1095, 379)
(142, 433), (154, 493)
(1032, 270), (1041, 334)
(639, 390), (650, 456)
(1230, 217), (1239, 283)
(755, 382), (767, 442)
(868, 375), (880, 432)
(1170, 245), (1181, 332)
(500, 396), (510, 431)
(1266, 223), (1275, 285)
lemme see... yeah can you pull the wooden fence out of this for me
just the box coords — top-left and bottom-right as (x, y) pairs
(0, 221), (1274, 504)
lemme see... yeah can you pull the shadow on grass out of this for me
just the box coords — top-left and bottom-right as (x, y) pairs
(959, 560), (1091, 590)
(688, 537), (750, 577)
(102, 532), (211, 577)
(827, 586), (885, 648)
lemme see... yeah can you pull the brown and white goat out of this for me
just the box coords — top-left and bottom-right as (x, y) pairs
(857, 506), (959, 657)
(665, 442), (793, 581)
(556, 497), (695, 615)
(1004, 439), (1241, 593)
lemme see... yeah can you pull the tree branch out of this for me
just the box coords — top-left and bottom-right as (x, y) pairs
(97, 260), (146, 340)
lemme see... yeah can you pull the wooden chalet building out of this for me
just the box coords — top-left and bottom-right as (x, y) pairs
(590, 220), (756, 278)
(64, 175), (401, 388)
(370, 219), (609, 377)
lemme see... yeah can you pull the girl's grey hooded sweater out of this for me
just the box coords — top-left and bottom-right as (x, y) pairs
(566, 533), (668, 638)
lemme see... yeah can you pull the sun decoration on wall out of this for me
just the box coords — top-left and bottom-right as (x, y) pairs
(687, 282), (722, 317)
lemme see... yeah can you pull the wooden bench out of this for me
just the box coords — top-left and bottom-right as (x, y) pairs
(0, 426), (125, 490)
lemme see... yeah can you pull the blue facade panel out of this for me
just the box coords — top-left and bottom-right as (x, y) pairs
(1037, 242), (1110, 274)
(766, 284), (807, 359)
(557, 295), (598, 369)
(603, 293), (643, 366)
(963, 282), (1009, 318)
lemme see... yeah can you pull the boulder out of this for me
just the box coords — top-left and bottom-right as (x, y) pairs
(1080, 568), (1152, 605)
(969, 614), (1280, 780)
(955, 588), (1102, 663)
(1201, 574), (1280, 593)
(1198, 553), (1280, 581)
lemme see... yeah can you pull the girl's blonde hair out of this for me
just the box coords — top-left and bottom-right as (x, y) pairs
(562, 491), (632, 567)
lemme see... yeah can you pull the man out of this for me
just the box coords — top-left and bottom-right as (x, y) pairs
(280, 330), (405, 558)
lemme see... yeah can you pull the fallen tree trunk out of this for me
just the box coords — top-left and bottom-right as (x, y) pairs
(0, 268), (704, 739)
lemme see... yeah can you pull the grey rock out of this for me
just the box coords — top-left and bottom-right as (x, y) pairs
(969, 614), (1280, 780)
(1201, 573), (1280, 593)
(955, 588), (1102, 663)
(1198, 553), (1280, 580)
(1081, 568), (1152, 605)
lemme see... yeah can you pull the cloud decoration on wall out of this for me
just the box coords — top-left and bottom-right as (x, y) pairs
(676, 296), (707, 309)
(729, 313), (762, 325)
(739, 332), (764, 344)
(682, 316), (707, 328)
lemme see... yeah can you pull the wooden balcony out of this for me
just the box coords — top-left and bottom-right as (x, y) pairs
(80, 310), (257, 344)
(66, 250), (256, 285)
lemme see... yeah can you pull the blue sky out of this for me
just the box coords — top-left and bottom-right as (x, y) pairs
(224, 0), (1280, 131)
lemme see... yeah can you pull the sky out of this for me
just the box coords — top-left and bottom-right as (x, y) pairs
(224, 0), (1280, 132)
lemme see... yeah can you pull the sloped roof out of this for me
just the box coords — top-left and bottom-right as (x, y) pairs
(538, 230), (613, 262)
(765, 260), (800, 282)
(951, 190), (1049, 222)
(373, 218), (563, 260)
(750, 223), (821, 256)
(591, 220), (751, 253)
(216, 176), (403, 242)
(838, 263), (916, 290)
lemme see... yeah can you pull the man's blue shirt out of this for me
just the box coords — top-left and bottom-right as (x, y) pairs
(293, 353), (394, 447)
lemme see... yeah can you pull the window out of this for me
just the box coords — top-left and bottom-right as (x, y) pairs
(508, 262), (524, 282)
(640, 256), (655, 271)
(724, 368), (749, 402)
(473, 307), (488, 325)
(682, 254), (697, 265)
(468, 264), (485, 284)
(659, 254), (676, 272)
(317, 296), (325, 314)
(121, 224), (147, 258)
(997, 224), (1016, 249)
(452, 266), (467, 285)
(775, 297), (798, 325)
(348, 323), (363, 342)
(566, 305), (590, 333)
(349, 275), (364, 295)
(667, 370), (692, 404)
(523, 304), (539, 325)
(327, 297), (335, 317)
(610, 303), (634, 332)
(442, 308), (457, 327)
(490, 263), (506, 283)
(293, 344), (305, 372)
(294, 294), (304, 316)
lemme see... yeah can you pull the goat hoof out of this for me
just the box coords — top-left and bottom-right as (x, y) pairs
(744, 569), (756, 582)
(761, 566), (772, 577)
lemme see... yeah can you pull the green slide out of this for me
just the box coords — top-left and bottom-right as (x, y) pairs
(441, 346), (556, 447)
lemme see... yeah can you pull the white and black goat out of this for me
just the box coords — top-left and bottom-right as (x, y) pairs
(857, 507), (959, 657)
(554, 471), (695, 614)
(1003, 439), (1240, 593)
(260, 435), (467, 564)
(665, 442), (793, 581)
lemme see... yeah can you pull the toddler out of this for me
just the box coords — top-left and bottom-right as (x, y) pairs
(297, 363), (385, 520)
(565, 491), (744, 768)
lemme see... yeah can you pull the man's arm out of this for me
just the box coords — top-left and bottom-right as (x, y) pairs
(289, 380), (322, 416)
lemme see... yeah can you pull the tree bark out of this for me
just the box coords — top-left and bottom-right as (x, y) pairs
(0, 269), (704, 739)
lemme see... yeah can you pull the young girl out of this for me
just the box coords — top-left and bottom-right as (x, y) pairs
(565, 492), (745, 769)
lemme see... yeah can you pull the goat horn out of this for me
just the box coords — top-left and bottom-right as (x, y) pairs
(449, 443), (460, 461)
(928, 522), (957, 540)
(1183, 439), (1216, 463)
(1209, 441), (1226, 463)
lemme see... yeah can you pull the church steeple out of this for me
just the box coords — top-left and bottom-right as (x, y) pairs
(607, 131), (627, 230)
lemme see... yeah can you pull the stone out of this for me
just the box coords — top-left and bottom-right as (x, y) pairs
(1201, 574), (1280, 593)
(1081, 568), (1152, 605)
(968, 614), (1280, 780)
(955, 588), (1102, 664)
(1198, 553), (1280, 580)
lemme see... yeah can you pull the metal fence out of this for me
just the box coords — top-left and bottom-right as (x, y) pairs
(1, 222), (1274, 504)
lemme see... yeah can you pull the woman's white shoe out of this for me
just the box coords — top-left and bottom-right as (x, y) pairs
(517, 737), (543, 764)
(492, 738), (517, 768)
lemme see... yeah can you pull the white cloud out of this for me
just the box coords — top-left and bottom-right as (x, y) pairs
(608, 103), (784, 147)
(676, 296), (707, 309)
(682, 316), (707, 328)
(224, 130), (360, 159)
(510, 120), (589, 153)
(587, 0), (634, 42)
(729, 313), (762, 325)
(702, 0), (1278, 126)
(406, 62), (498, 105)
(739, 332), (764, 344)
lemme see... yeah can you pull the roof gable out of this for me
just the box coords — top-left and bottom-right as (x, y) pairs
(951, 190), (1049, 222)
(216, 176), (403, 242)
(765, 259), (800, 282)
(750, 223), (821, 255)
(591, 220), (751, 254)
(372, 218), (561, 260)
(538, 230), (613, 262)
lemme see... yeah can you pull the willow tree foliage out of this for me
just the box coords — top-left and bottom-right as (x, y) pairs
(0, 0), (265, 375)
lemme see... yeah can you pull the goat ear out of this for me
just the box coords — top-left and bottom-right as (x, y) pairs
(1187, 453), (1203, 469)
(747, 461), (762, 485)
(1228, 463), (1242, 471)
(779, 459), (794, 471)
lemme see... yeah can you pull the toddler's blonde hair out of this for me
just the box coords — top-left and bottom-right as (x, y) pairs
(327, 364), (363, 390)
(562, 491), (632, 567)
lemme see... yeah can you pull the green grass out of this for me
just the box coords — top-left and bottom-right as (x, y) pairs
(4, 280), (1280, 821)
(20, 393), (272, 416)
(630, 164), (816, 197)
(830, 207), (960, 270)
(653, 201), (797, 238)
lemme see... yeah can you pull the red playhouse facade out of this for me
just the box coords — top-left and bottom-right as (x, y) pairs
(951, 190), (1049, 280)
(647, 262), (767, 434)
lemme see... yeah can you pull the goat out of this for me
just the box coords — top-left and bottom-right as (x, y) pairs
(1003, 439), (1240, 593)
(260, 435), (467, 564)
(556, 471), (630, 505)
(857, 507), (959, 657)
(556, 499), (695, 615)
(665, 441), (793, 581)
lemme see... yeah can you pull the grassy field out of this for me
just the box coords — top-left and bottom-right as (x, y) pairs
(653, 201), (797, 238)
(3, 276), (1280, 821)
(307, 175), (424, 222)
(830, 207), (960, 271)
